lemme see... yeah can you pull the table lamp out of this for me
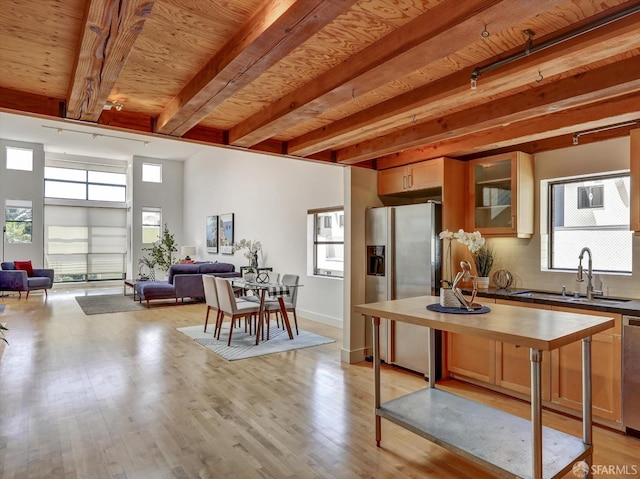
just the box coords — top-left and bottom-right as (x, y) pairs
(181, 246), (196, 261)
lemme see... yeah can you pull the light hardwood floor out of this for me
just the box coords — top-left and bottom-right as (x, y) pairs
(1, 286), (638, 478)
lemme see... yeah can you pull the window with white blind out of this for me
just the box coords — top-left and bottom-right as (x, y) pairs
(44, 205), (127, 282)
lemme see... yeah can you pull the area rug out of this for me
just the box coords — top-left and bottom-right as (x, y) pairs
(75, 294), (148, 315)
(177, 323), (335, 360)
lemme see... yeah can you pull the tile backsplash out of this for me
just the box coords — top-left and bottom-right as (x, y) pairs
(486, 236), (639, 299)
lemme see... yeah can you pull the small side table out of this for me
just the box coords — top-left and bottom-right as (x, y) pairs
(124, 279), (137, 300)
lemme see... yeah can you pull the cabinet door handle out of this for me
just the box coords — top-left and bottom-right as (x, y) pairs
(511, 215), (516, 230)
(403, 176), (407, 189)
(408, 174), (413, 188)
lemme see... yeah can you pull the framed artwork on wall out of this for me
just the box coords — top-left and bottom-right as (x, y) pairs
(219, 213), (234, 254)
(206, 215), (218, 253)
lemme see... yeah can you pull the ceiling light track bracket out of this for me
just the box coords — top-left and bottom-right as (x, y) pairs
(572, 119), (640, 145)
(469, 4), (640, 90)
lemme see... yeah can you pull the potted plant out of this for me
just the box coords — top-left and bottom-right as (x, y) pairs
(446, 229), (495, 288)
(138, 256), (157, 281)
(142, 223), (178, 278)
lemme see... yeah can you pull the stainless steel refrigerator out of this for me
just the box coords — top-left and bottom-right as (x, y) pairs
(365, 202), (442, 377)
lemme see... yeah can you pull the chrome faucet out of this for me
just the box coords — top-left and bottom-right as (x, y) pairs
(577, 247), (603, 300)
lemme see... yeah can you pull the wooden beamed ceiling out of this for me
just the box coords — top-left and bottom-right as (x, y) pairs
(1, 0), (639, 169)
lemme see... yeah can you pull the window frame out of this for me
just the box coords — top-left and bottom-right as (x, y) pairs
(44, 166), (126, 202)
(309, 206), (344, 278)
(547, 172), (631, 274)
(4, 200), (33, 244)
(142, 163), (162, 183)
(6, 146), (33, 171)
(142, 208), (162, 244)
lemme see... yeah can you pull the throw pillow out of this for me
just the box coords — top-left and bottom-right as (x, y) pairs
(14, 260), (34, 277)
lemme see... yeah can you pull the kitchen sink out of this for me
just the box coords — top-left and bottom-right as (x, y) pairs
(509, 290), (631, 305)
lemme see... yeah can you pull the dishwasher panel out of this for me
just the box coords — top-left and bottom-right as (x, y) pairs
(623, 316), (640, 433)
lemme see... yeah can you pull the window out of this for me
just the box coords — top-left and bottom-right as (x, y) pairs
(44, 205), (127, 282)
(142, 163), (162, 183)
(4, 200), (33, 243)
(309, 207), (344, 278)
(44, 166), (126, 202)
(6, 147), (33, 171)
(142, 208), (161, 244)
(549, 173), (631, 273)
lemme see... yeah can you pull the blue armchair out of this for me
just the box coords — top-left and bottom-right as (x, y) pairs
(0, 262), (54, 299)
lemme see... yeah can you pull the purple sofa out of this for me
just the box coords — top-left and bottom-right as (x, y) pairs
(136, 261), (240, 307)
(0, 261), (54, 299)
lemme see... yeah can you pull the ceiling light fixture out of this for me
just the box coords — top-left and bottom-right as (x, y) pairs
(42, 125), (150, 146)
(469, 3), (640, 90)
(103, 100), (123, 111)
(572, 119), (640, 145)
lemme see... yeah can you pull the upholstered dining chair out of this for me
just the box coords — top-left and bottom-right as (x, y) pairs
(214, 277), (261, 346)
(202, 274), (221, 335)
(265, 274), (300, 335)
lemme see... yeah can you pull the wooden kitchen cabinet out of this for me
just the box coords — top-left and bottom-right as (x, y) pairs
(447, 334), (496, 383)
(630, 128), (640, 232)
(447, 299), (496, 383)
(494, 299), (552, 401)
(378, 157), (444, 195)
(466, 151), (534, 238)
(550, 306), (622, 424)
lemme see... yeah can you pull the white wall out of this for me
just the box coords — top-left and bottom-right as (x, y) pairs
(488, 136), (640, 298)
(0, 139), (45, 266)
(343, 166), (382, 362)
(131, 156), (184, 279)
(183, 147), (344, 326)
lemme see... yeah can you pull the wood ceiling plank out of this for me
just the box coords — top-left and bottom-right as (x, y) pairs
(156, 0), (358, 137)
(374, 91), (640, 168)
(333, 11), (640, 164)
(292, 9), (640, 157)
(66, 0), (155, 122)
(334, 55), (640, 163)
(228, 0), (567, 147)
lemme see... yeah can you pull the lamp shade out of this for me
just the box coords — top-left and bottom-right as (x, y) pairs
(181, 246), (196, 258)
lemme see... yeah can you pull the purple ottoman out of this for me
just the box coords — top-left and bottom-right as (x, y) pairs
(136, 281), (177, 308)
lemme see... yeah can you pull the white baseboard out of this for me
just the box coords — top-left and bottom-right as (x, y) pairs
(341, 347), (367, 364)
(297, 308), (343, 329)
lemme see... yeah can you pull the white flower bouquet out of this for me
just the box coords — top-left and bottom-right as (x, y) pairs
(439, 229), (494, 280)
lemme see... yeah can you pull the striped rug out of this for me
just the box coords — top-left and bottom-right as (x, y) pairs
(177, 322), (335, 361)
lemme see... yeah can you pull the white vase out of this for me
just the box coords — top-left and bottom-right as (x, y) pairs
(440, 288), (462, 308)
(476, 276), (490, 289)
(244, 272), (257, 283)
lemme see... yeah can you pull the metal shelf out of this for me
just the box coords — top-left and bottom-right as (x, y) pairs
(378, 388), (591, 479)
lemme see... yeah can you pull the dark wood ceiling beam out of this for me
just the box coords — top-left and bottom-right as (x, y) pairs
(156, 0), (357, 137)
(228, 0), (566, 147)
(301, 11), (640, 159)
(66, 0), (154, 122)
(0, 88), (64, 118)
(334, 55), (640, 164)
(375, 92), (640, 169)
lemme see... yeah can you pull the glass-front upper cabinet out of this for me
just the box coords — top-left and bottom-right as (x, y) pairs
(466, 151), (534, 238)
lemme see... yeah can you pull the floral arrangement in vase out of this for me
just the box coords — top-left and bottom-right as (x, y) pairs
(232, 239), (262, 280)
(439, 229), (495, 280)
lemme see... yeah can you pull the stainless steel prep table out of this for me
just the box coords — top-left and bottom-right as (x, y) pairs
(355, 295), (614, 479)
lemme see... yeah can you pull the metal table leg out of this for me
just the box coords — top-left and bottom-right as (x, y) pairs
(373, 316), (381, 447)
(582, 336), (593, 477)
(428, 327), (435, 388)
(530, 348), (543, 479)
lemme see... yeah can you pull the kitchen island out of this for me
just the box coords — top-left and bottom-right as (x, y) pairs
(354, 295), (615, 479)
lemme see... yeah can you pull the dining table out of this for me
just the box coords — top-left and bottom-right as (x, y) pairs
(230, 278), (301, 345)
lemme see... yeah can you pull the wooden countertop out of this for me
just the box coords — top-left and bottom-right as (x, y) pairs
(354, 295), (614, 351)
